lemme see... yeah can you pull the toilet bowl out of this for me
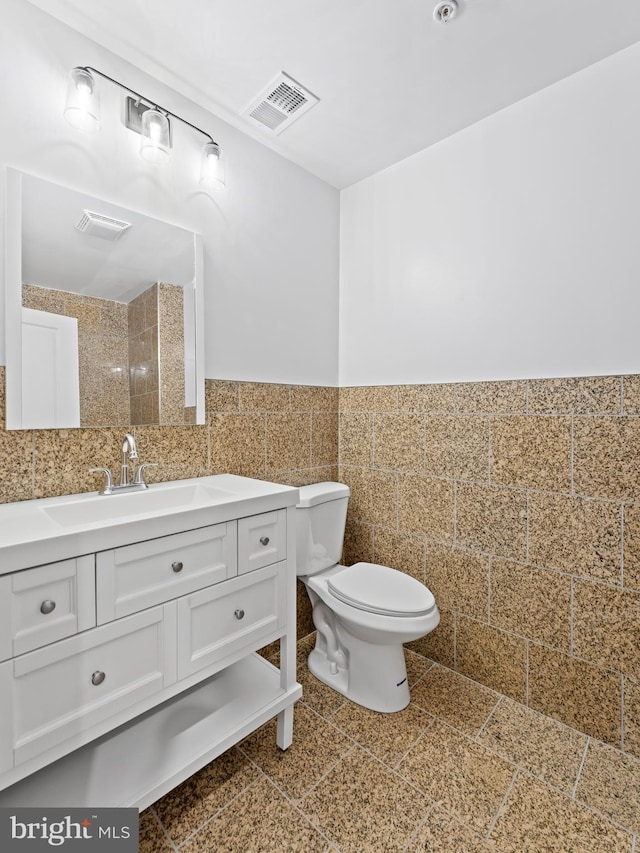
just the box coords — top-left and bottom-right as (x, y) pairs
(296, 483), (439, 713)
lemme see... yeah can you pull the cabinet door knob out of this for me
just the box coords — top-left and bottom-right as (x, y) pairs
(172, 561), (184, 573)
(40, 600), (56, 615)
(259, 536), (270, 546)
(91, 671), (106, 686)
(234, 609), (245, 620)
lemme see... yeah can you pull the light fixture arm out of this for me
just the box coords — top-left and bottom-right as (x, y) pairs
(64, 65), (224, 187)
(77, 66), (217, 147)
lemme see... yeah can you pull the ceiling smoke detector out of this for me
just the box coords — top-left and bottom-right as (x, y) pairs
(243, 72), (319, 135)
(433, 0), (458, 23)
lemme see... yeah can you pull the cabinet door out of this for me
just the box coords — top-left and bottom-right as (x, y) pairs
(11, 605), (175, 767)
(96, 522), (237, 623)
(177, 562), (286, 680)
(0, 661), (12, 774)
(0, 556), (96, 662)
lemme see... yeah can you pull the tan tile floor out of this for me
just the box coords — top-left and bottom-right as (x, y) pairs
(140, 639), (640, 852)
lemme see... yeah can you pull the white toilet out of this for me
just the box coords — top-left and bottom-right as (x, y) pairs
(296, 482), (439, 713)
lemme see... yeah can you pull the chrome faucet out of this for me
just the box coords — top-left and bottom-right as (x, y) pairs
(89, 432), (157, 495)
(120, 433), (138, 487)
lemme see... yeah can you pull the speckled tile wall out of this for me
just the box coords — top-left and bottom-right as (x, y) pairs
(3, 367), (640, 765)
(339, 376), (640, 759)
(0, 373), (338, 504)
(23, 284), (130, 426)
(157, 283), (187, 425)
(128, 284), (160, 425)
(0, 371), (335, 637)
(3, 364), (640, 849)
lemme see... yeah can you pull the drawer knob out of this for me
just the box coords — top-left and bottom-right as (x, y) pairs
(172, 561), (184, 573)
(91, 671), (106, 686)
(40, 600), (56, 615)
(234, 609), (245, 620)
(259, 536), (270, 546)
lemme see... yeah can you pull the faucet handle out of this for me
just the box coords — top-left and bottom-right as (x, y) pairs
(89, 467), (114, 495)
(134, 462), (158, 487)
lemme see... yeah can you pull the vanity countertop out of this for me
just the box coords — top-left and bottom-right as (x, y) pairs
(0, 474), (299, 573)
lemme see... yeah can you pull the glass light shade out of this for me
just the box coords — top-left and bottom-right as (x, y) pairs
(64, 68), (100, 132)
(199, 141), (224, 188)
(140, 108), (170, 164)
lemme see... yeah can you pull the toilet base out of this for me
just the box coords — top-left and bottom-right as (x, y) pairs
(307, 633), (410, 713)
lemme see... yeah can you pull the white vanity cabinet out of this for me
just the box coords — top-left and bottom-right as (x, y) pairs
(11, 605), (175, 768)
(0, 476), (301, 810)
(95, 521), (237, 623)
(0, 556), (96, 659)
(177, 560), (286, 680)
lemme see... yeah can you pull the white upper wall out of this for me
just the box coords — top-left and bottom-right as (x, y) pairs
(339, 42), (640, 386)
(0, 0), (340, 386)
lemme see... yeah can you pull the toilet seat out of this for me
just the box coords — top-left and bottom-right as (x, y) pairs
(327, 562), (435, 617)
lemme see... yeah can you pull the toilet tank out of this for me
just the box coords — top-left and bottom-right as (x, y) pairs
(295, 482), (350, 576)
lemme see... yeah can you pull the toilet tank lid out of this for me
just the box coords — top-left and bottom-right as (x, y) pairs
(296, 482), (350, 508)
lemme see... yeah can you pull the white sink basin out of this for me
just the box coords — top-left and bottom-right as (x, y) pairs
(41, 482), (236, 527)
(0, 474), (298, 570)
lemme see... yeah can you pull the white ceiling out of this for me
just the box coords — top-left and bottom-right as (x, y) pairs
(21, 173), (195, 302)
(27, 0), (640, 188)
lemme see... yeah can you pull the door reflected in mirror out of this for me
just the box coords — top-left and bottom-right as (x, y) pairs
(4, 170), (204, 429)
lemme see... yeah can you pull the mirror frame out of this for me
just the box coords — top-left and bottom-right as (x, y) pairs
(4, 167), (205, 430)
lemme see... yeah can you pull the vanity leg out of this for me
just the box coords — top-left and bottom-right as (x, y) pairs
(276, 705), (294, 751)
(277, 629), (296, 750)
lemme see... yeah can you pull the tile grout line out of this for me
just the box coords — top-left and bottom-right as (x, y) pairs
(571, 736), (590, 798)
(453, 608), (457, 671)
(621, 674), (626, 754)
(241, 758), (337, 851)
(262, 412), (267, 478)
(392, 715), (437, 771)
(422, 411), (427, 478)
(569, 576), (574, 656)
(484, 767), (519, 841)
(453, 478), (458, 546)
(148, 807), (179, 853)
(571, 795), (640, 839)
(475, 694), (503, 741)
(621, 502), (626, 588)
(401, 804), (437, 853)
(570, 413), (575, 496)
(30, 430), (36, 498)
(525, 489), (530, 564)
(163, 774), (264, 849)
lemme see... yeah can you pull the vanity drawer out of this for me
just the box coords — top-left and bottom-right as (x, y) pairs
(96, 522), (237, 624)
(238, 510), (286, 575)
(177, 561), (286, 680)
(0, 557), (96, 662)
(10, 604), (175, 767)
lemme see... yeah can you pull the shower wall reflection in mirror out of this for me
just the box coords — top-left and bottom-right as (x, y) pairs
(4, 169), (204, 429)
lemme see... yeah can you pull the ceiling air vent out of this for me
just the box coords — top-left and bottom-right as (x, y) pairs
(243, 72), (319, 135)
(74, 210), (132, 241)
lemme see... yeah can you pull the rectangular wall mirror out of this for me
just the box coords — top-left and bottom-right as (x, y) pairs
(4, 168), (204, 430)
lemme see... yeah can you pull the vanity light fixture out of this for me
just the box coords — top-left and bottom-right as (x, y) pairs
(63, 66), (224, 188)
(63, 67), (100, 132)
